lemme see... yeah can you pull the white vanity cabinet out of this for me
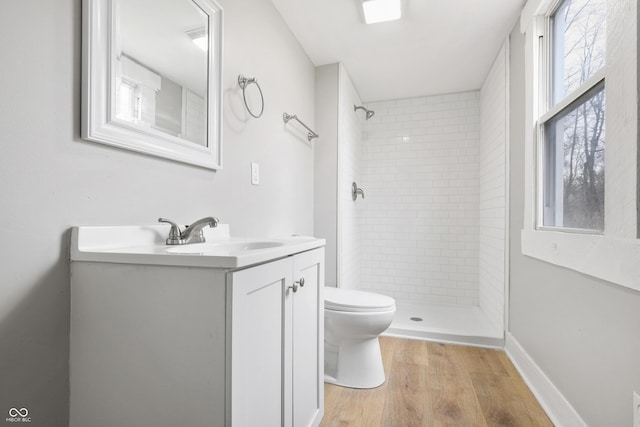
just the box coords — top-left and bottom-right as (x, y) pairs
(70, 230), (324, 427)
(228, 249), (324, 427)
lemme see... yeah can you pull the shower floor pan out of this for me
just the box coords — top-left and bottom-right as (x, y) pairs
(384, 301), (504, 348)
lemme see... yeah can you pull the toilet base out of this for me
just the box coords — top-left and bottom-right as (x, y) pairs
(324, 337), (386, 389)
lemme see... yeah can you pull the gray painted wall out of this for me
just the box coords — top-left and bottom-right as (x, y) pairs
(509, 22), (640, 427)
(314, 64), (339, 288)
(0, 0), (315, 425)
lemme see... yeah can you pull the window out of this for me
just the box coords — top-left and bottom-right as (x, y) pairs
(521, 0), (640, 291)
(539, 0), (606, 231)
(117, 79), (141, 122)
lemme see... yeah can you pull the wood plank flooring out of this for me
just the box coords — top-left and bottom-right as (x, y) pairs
(320, 336), (553, 427)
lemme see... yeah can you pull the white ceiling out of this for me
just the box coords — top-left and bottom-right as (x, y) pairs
(120, 0), (209, 95)
(270, 0), (525, 102)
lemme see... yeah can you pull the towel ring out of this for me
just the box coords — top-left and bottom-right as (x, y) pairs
(238, 74), (264, 118)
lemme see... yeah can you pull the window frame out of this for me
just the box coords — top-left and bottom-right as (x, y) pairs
(519, 0), (640, 292)
(536, 0), (607, 234)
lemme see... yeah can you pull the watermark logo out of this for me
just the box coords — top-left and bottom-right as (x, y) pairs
(5, 408), (31, 423)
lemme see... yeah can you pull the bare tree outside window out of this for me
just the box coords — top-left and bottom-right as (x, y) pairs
(542, 0), (606, 230)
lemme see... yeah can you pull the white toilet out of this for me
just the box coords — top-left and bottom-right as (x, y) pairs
(324, 287), (396, 389)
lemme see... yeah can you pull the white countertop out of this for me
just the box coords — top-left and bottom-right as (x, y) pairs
(70, 224), (325, 269)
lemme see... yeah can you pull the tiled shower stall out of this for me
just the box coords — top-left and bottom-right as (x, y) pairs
(335, 44), (508, 344)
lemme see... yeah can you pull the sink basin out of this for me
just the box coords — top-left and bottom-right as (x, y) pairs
(71, 224), (325, 268)
(166, 241), (285, 254)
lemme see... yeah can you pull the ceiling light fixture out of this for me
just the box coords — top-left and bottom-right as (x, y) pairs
(186, 27), (208, 51)
(362, 0), (402, 24)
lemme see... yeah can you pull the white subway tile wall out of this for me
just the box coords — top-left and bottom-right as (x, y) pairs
(479, 45), (507, 331)
(360, 92), (481, 306)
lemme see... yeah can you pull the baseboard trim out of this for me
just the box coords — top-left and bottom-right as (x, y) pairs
(504, 332), (587, 427)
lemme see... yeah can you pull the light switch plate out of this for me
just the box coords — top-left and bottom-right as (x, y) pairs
(634, 391), (640, 427)
(251, 162), (260, 185)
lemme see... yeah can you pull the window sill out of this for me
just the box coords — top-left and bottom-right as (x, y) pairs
(521, 229), (640, 292)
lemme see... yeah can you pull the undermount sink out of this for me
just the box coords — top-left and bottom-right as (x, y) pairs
(166, 241), (285, 254)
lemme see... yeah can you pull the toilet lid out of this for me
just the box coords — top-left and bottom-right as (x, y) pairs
(324, 287), (395, 312)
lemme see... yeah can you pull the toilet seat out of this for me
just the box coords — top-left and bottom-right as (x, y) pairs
(324, 287), (395, 313)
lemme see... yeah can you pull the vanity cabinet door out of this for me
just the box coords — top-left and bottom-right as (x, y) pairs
(228, 258), (292, 427)
(227, 248), (324, 427)
(291, 248), (324, 427)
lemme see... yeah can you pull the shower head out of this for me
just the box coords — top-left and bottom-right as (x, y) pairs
(354, 105), (375, 120)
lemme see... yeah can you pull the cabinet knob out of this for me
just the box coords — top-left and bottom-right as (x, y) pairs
(288, 278), (305, 293)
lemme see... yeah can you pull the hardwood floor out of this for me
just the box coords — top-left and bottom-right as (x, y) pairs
(320, 336), (553, 427)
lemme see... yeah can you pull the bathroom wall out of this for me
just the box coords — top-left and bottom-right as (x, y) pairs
(313, 63), (363, 289)
(0, 0), (315, 424)
(509, 19), (640, 427)
(360, 92), (481, 305)
(314, 64), (339, 287)
(337, 65), (363, 290)
(478, 43), (508, 332)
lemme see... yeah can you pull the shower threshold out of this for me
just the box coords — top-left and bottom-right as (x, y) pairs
(384, 301), (504, 348)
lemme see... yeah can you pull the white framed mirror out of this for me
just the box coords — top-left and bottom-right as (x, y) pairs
(82, 0), (223, 170)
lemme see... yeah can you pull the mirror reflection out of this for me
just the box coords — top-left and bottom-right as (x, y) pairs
(114, 0), (209, 146)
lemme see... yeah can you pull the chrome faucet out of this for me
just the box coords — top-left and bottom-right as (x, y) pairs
(182, 217), (220, 243)
(158, 217), (220, 245)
